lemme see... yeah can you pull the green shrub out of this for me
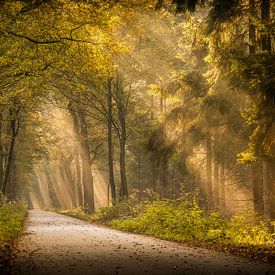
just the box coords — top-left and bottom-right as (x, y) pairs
(60, 207), (94, 222)
(110, 199), (274, 248)
(90, 199), (141, 223)
(61, 200), (144, 223)
(225, 216), (274, 246)
(0, 195), (28, 254)
(62, 198), (274, 256)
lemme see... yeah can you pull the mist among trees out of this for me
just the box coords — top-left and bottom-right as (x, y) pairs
(0, 0), (274, 228)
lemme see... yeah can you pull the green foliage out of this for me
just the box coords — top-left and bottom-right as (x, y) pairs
(90, 200), (140, 223)
(60, 208), (94, 222)
(110, 199), (275, 248)
(62, 199), (275, 260)
(179, 70), (208, 97)
(146, 125), (175, 164)
(207, 0), (241, 34)
(171, 0), (206, 13)
(0, 194), (28, 259)
(62, 200), (140, 224)
(225, 216), (274, 246)
(238, 122), (274, 163)
(228, 53), (275, 95)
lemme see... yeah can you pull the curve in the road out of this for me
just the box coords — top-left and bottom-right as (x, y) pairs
(10, 210), (275, 275)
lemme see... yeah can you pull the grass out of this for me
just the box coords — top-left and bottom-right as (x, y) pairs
(0, 195), (28, 267)
(61, 199), (275, 262)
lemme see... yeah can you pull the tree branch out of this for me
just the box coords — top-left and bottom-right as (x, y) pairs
(1, 30), (101, 45)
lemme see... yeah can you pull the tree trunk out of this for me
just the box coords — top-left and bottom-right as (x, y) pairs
(269, 119), (275, 222)
(45, 171), (60, 209)
(267, 160), (275, 221)
(78, 107), (95, 214)
(160, 155), (168, 191)
(248, 0), (256, 54)
(6, 154), (17, 200)
(1, 107), (20, 194)
(152, 160), (157, 192)
(205, 137), (213, 211)
(0, 112), (4, 186)
(261, 0), (271, 52)
(115, 77), (128, 199)
(64, 156), (76, 208)
(253, 162), (264, 216)
(137, 144), (141, 201)
(213, 158), (219, 210)
(262, 95), (275, 223)
(119, 128), (128, 199)
(219, 156), (226, 210)
(262, 160), (272, 221)
(107, 78), (116, 201)
(160, 94), (168, 191)
(74, 155), (81, 207)
(68, 102), (83, 208)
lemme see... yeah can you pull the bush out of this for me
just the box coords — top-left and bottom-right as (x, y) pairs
(110, 199), (275, 248)
(0, 198), (28, 246)
(225, 216), (274, 246)
(61, 199), (144, 223)
(62, 198), (274, 261)
(90, 199), (140, 223)
(0, 194), (28, 264)
(60, 207), (94, 222)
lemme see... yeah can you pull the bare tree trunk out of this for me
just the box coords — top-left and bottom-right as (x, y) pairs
(261, 0), (271, 52)
(45, 171), (60, 209)
(137, 144), (141, 201)
(107, 78), (116, 201)
(249, 0), (256, 54)
(68, 102), (83, 208)
(262, 92), (275, 224)
(74, 155), (81, 207)
(262, 160), (271, 220)
(64, 156), (76, 208)
(1, 107), (20, 194)
(150, 96), (155, 120)
(115, 77), (128, 199)
(269, 120), (275, 223)
(206, 136), (213, 211)
(213, 158), (219, 210)
(160, 155), (168, 191)
(268, 160), (275, 221)
(6, 154), (17, 200)
(119, 127), (128, 199)
(0, 112), (4, 186)
(219, 156), (226, 210)
(78, 108), (95, 213)
(160, 95), (168, 191)
(261, 0), (274, 227)
(152, 160), (157, 192)
(253, 162), (264, 216)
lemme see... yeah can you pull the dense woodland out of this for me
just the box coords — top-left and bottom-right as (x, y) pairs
(0, 0), (274, 226)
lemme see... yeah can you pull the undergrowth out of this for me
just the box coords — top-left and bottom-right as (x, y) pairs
(62, 198), (275, 262)
(0, 194), (28, 266)
(111, 200), (274, 246)
(61, 200), (139, 223)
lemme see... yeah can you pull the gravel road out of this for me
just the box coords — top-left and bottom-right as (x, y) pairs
(10, 210), (275, 275)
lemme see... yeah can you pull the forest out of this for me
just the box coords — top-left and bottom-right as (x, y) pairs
(0, 0), (274, 272)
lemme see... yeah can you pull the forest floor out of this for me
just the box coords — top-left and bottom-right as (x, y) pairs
(9, 210), (275, 275)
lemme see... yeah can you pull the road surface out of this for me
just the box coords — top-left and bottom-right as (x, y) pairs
(10, 210), (275, 275)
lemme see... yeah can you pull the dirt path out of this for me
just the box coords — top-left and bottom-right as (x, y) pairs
(11, 210), (274, 275)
